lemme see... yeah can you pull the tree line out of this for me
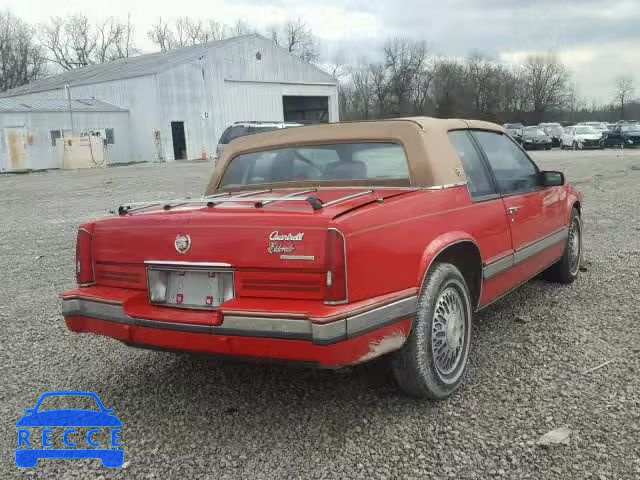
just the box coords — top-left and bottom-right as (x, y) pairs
(338, 39), (638, 124)
(0, 10), (637, 123)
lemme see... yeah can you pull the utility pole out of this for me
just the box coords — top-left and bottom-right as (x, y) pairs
(65, 84), (75, 136)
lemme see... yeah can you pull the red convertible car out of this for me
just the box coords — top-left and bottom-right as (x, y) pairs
(62, 118), (583, 399)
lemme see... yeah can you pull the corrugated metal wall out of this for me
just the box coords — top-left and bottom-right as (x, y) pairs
(0, 111), (130, 171)
(207, 36), (339, 146)
(5, 76), (160, 164)
(156, 62), (214, 161)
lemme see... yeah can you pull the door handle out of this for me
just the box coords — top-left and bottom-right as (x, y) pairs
(507, 206), (521, 215)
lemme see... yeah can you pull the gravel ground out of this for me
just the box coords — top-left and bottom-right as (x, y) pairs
(1, 150), (639, 479)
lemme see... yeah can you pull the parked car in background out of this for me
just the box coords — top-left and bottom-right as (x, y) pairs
(560, 125), (603, 150)
(606, 123), (617, 131)
(62, 117), (583, 399)
(503, 123), (523, 143)
(539, 122), (563, 147)
(579, 122), (609, 136)
(601, 123), (640, 148)
(521, 126), (552, 150)
(216, 121), (303, 161)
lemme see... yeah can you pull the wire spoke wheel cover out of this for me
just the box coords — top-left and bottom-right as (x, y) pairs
(430, 283), (469, 382)
(568, 217), (582, 275)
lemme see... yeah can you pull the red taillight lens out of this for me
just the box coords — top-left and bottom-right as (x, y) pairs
(325, 228), (347, 304)
(76, 224), (95, 286)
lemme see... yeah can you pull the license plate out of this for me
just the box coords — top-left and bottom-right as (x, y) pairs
(147, 265), (235, 310)
(165, 270), (220, 308)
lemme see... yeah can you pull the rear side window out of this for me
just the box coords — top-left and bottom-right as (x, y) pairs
(448, 131), (495, 199)
(219, 126), (281, 144)
(471, 131), (540, 194)
(219, 126), (248, 144)
(248, 126), (279, 135)
(220, 143), (409, 187)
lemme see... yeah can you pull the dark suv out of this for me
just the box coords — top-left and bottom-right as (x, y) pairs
(216, 121), (303, 161)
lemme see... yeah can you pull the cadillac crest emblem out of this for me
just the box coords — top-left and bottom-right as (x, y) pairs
(174, 234), (191, 254)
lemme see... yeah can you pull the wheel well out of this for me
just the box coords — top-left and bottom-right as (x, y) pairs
(573, 201), (581, 215)
(424, 242), (483, 310)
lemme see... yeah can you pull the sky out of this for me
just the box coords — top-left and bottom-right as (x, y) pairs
(6, 0), (639, 103)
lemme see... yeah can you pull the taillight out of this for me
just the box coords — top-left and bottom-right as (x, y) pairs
(325, 228), (347, 304)
(76, 223), (95, 286)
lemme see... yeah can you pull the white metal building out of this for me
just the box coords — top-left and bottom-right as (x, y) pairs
(0, 34), (339, 171)
(0, 98), (130, 172)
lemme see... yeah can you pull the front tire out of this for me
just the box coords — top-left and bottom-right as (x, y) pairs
(543, 208), (582, 283)
(391, 263), (473, 399)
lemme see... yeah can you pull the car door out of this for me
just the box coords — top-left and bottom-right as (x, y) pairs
(609, 126), (623, 146)
(447, 130), (514, 305)
(470, 130), (567, 285)
(563, 127), (574, 147)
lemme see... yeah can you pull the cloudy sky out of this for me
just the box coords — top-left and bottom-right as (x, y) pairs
(7, 0), (640, 102)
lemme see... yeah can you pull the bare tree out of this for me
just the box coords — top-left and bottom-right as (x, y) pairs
(229, 19), (254, 37)
(383, 38), (429, 115)
(467, 51), (504, 116)
(95, 16), (138, 63)
(614, 75), (635, 119)
(147, 17), (173, 52)
(40, 14), (137, 70)
(521, 53), (569, 122)
(0, 10), (46, 92)
(431, 58), (468, 117)
(270, 19), (319, 63)
(182, 18), (228, 44)
(147, 17), (253, 51)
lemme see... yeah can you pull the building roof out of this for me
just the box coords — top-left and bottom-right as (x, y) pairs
(0, 98), (127, 112)
(0, 34), (336, 98)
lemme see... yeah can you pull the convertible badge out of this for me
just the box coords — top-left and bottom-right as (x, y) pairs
(174, 234), (191, 254)
(269, 231), (304, 241)
(268, 231), (303, 254)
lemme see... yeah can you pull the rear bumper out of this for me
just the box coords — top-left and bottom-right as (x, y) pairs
(62, 296), (416, 367)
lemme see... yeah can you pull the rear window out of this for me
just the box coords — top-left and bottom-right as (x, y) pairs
(220, 143), (409, 187)
(219, 126), (280, 144)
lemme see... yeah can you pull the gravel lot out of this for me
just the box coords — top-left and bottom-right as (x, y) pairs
(1, 149), (639, 479)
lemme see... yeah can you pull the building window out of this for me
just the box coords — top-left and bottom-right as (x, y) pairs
(105, 128), (115, 145)
(50, 130), (62, 147)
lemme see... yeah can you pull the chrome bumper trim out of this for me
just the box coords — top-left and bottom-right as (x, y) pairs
(346, 296), (417, 337)
(62, 295), (418, 345)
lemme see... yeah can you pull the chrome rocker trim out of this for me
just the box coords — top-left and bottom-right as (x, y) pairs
(483, 228), (568, 280)
(62, 296), (418, 346)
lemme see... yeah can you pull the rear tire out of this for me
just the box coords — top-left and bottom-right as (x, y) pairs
(391, 263), (473, 399)
(543, 208), (582, 284)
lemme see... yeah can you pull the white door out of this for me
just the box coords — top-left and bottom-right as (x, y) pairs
(1, 126), (29, 172)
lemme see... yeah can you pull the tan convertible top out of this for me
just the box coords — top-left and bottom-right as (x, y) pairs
(206, 117), (504, 194)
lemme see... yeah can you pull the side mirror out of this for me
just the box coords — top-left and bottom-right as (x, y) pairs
(541, 171), (564, 187)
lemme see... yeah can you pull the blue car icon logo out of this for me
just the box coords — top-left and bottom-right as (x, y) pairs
(16, 391), (123, 468)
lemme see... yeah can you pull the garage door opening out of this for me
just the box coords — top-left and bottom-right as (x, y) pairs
(283, 96), (329, 123)
(171, 121), (187, 160)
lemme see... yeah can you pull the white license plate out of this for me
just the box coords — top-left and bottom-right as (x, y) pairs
(165, 270), (221, 309)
